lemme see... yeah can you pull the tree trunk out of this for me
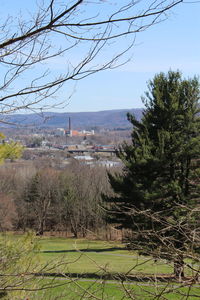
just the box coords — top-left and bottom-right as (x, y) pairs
(70, 218), (78, 238)
(37, 217), (45, 236)
(174, 255), (184, 281)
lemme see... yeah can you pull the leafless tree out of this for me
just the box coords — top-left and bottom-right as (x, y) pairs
(18, 167), (61, 235)
(0, 0), (183, 118)
(0, 193), (17, 231)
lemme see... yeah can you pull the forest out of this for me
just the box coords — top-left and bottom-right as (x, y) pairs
(0, 159), (114, 238)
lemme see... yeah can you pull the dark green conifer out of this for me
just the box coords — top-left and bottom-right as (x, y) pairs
(104, 71), (200, 278)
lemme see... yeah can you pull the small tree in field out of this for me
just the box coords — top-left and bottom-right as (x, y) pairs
(104, 71), (200, 279)
(0, 133), (23, 163)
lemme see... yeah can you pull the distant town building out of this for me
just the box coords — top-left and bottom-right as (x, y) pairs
(65, 117), (95, 137)
(65, 129), (95, 137)
(55, 128), (65, 136)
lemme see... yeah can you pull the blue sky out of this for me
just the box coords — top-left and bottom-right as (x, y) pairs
(1, 0), (200, 113)
(69, 1), (200, 112)
(64, 1), (200, 112)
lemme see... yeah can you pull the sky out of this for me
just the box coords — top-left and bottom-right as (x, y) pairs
(65, 0), (200, 112)
(1, 0), (200, 113)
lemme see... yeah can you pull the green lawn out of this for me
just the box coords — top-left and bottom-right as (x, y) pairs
(42, 280), (200, 300)
(1, 234), (200, 300)
(2, 234), (197, 276)
(9, 278), (200, 300)
(37, 237), (174, 275)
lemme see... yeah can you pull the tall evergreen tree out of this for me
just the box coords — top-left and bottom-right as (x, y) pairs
(104, 71), (200, 278)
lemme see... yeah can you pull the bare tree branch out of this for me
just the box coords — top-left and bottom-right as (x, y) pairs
(0, 0), (183, 117)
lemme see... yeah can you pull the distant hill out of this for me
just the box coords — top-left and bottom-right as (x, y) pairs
(0, 108), (143, 130)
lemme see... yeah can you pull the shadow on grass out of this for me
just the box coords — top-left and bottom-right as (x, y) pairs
(41, 247), (127, 254)
(35, 272), (193, 283)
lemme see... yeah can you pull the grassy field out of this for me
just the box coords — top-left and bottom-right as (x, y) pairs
(37, 279), (200, 300)
(1, 234), (200, 299)
(37, 237), (174, 275)
(11, 277), (200, 300)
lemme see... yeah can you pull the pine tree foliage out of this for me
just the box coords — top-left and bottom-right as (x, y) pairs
(104, 71), (200, 277)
